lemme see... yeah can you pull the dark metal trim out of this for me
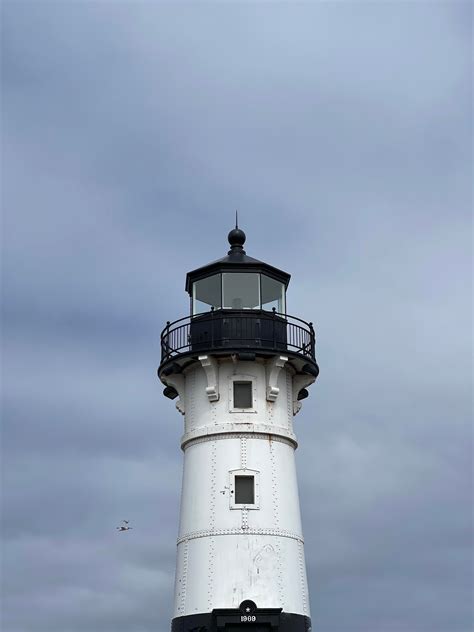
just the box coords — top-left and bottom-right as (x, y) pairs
(171, 611), (311, 632)
(158, 309), (318, 376)
(190, 272), (287, 314)
(186, 263), (291, 294)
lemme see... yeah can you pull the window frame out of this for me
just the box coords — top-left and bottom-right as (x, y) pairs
(192, 273), (222, 315)
(229, 375), (257, 414)
(222, 272), (261, 310)
(261, 273), (286, 315)
(233, 380), (253, 409)
(229, 469), (260, 510)
(191, 273), (287, 315)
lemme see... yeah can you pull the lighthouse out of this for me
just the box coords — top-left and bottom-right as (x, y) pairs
(158, 223), (319, 632)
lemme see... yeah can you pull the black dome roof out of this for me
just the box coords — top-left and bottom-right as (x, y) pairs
(185, 226), (291, 293)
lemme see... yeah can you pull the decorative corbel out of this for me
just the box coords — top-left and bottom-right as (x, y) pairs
(265, 355), (288, 402)
(292, 373), (316, 415)
(198, 355), (219, 402)
(163, 374), (186, 415)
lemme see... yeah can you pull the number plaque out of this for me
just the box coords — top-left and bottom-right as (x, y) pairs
(240, 616), (257, 622)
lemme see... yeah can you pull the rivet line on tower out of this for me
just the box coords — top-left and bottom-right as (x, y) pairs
(177, 528), (304, 544)
(299, 540), (308, 615)
(182, 430), (297, 450)
(240, 437), (247, 469)
(180, 540), (188, 614)
(207, 440), (217, 609)
(286, 372), (294, 430)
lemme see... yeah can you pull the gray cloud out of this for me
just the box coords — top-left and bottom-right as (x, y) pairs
(2, 2), (472, 632)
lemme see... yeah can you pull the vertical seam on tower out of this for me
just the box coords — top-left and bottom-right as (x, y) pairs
(277, 538), (284, 608)
(177, 436), (188, 615)
(270, 440), (279, 528)
(188, 370), (195, 433)
(270, 439), (284, 607)
(210, 440), (216, 530)
(240, 436), (247, 469)
(286, 371), (294, 433)
(207, 536), (215, 610)
(299, 540), (308, 615)
(211, 368), (217, 425)
(240, 437), (248, 529)
(208, 440), (217, 609)
(241, 507), (249, 530)
(181, 540), (188, 615)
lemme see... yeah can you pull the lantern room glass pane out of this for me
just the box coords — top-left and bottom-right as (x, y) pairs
(192, 274), (221, 314)
(222, 273), (260, 309)
(261, 275), (285, 313)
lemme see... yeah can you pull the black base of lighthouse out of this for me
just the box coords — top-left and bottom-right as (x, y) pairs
(171, 606), (311, 632)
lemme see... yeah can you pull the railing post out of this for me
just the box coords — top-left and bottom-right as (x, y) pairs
(309, 321), (315, 358)
(210, 306), (214, 349)
(272, 307), (276, 348)
(165, 321), (171, 360)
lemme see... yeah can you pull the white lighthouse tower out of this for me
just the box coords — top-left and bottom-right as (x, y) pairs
(158, 224), (319, 632)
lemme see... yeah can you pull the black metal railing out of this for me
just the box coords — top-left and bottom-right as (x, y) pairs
(160, 309), (316, 366)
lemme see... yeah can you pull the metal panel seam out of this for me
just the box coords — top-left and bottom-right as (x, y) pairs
(177, 528), (304, 545)
(183, 432), (297, 450)
(298, 539), (308, 616)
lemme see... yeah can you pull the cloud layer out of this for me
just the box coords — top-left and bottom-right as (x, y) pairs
(2, 3), (472, 632)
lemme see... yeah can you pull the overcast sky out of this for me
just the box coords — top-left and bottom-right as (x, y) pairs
(2, 3), (472, 632)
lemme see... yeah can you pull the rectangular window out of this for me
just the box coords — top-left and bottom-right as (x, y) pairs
(233, 381), (252, 408)
(234, 475), (255, 505)
(229, 469), (260, 509)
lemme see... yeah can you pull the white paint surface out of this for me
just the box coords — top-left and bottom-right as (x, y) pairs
(170, 357), (311, 617)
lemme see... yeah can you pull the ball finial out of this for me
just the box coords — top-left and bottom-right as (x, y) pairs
(227, 210), (246, 252)
(228, 227), (246, 248)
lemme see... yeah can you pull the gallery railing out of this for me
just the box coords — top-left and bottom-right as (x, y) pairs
(160, 309), (316, 366)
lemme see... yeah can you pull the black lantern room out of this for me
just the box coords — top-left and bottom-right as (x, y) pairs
(158, 225), (318, 380)
(186, 227), (289, 315)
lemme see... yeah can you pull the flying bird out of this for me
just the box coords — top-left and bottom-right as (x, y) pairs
(116, 520), (132, 531)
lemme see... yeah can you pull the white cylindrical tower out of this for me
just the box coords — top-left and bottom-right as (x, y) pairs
(158, 225), (319, 632)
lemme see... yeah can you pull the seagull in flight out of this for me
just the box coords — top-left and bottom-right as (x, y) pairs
(116, 520), (132, 532)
